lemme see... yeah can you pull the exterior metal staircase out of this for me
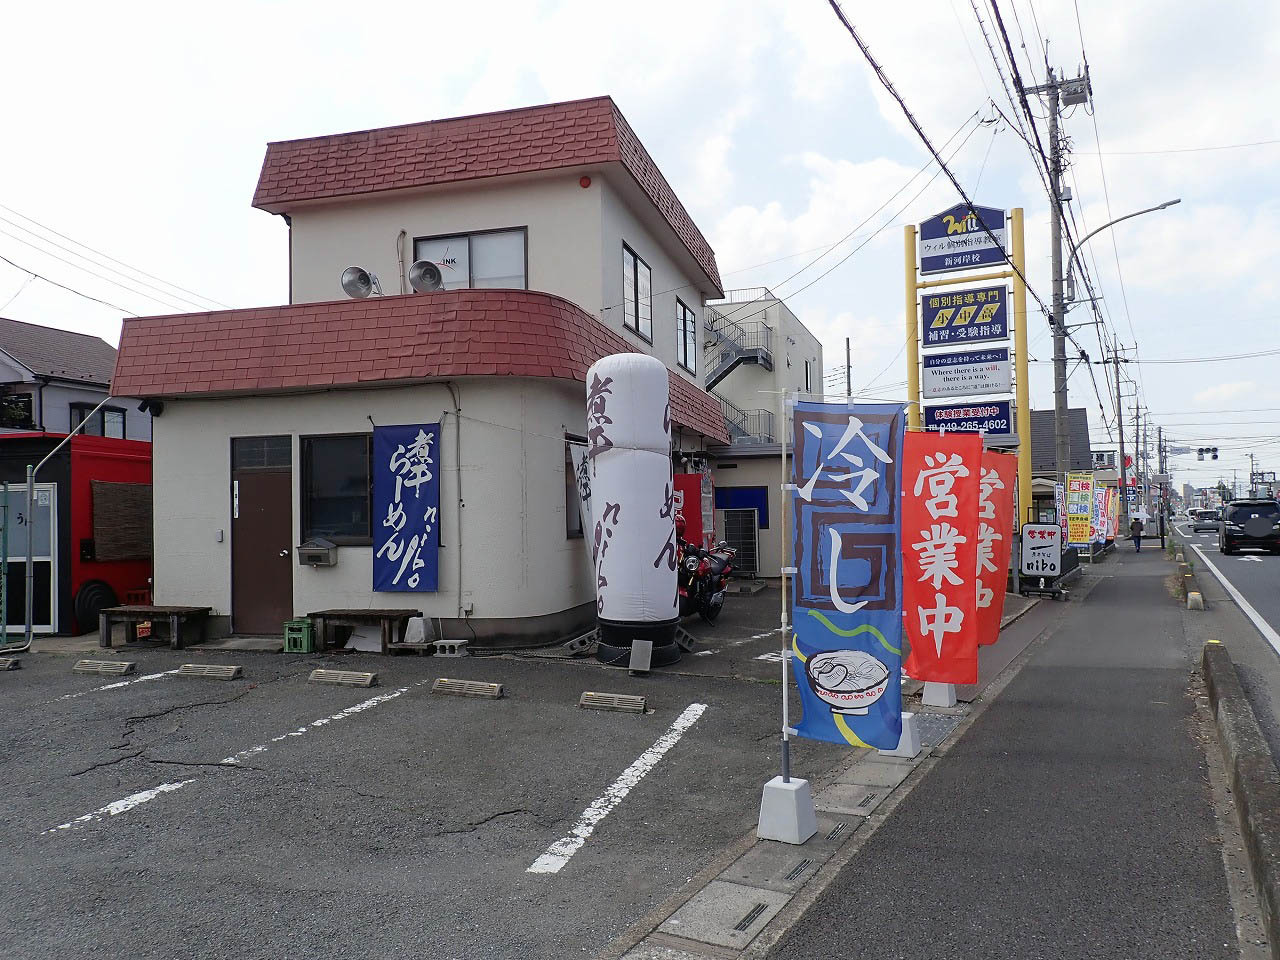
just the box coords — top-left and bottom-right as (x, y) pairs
(716, 393), (775, 444)
(703, 304), (773, 391)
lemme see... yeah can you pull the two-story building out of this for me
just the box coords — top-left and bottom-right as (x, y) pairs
(112, 96), (730, 644)
(0, 317), (150, 440)
(702, 288), (823, 578)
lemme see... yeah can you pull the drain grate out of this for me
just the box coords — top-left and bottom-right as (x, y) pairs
(73, 659), (136, 676)
(857, 791), (880, 809)
(733, 902), (769, 932)
(309, 669), (377, 688)
(579, 691), (646, 714)
(177, 664), (243, 681)
(432, 678), (503, 699)
(0, 657), (20, 670)
(783, 858), (813, 882)
(826, 821), (850, 842)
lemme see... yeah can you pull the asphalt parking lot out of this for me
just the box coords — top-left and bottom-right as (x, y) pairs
(0, 590), (844, 960)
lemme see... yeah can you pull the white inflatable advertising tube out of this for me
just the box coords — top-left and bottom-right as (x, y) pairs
(585, 353), (680, 664)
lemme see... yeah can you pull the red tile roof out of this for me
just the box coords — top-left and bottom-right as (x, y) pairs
(252, 96), (722, 294)
(112, 290), (729, 443)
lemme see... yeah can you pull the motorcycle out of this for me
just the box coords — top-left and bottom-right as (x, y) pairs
(675, 515), (737, 624)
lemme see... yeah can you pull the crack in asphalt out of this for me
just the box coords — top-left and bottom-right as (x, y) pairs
(431, 808), (534, 836)
(69, 750), (146, 777)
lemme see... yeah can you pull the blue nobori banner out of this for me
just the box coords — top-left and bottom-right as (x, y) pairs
(373, 423), (441, 592)
(922, 347), (1011, 400)
(924, 400), (1013, 438)
(921, 286), (1008, 348)
(790, 401), (906, 751)
(919, 204), (1007, 275)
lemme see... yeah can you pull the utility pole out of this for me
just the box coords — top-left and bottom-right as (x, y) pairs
(1249, 453), (1257, 496)
(845, 337), (851, 398)
(1028, 67), (1090, 485)
(1100, 344), (1131, 526)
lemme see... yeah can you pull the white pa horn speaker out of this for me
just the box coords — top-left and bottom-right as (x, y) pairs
(408, 259), (444, 293)
(340, 266), (381, 299)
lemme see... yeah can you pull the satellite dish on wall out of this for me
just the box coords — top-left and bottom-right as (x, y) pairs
(408, 259), (444, 293)
(340, 266), (382, 299)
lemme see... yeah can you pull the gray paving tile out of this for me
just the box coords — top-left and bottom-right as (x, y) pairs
(837, 756), (913, 788)
(813, 781), (889, 816)
(658, 880), (791, 949)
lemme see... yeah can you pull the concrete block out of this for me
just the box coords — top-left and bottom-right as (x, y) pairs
(432, 637), (469, 657)
(843, 755), (913, 788)
(402, 616), (427, 645)
(757, 775), (817, 845)
(921, 682), (957, 708)
(879, 711), (922, 759)
(1187, 591), (1204, 610)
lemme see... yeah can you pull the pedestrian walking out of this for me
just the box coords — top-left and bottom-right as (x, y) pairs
(1130, 516), (1144, 552)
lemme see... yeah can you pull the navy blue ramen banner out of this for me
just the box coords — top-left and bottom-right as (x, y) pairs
(373, 423), (441, 592)
(791, 401), (905, 750)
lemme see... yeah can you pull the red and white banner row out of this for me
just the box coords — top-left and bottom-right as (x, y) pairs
(901, 433), (1016, 685)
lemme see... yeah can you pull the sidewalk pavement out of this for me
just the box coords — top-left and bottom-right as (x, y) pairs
(767, 547), (1238, 959)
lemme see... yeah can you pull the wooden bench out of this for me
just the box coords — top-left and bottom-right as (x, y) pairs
(307, 609), (422, 655)
(100, 605), (212, 650)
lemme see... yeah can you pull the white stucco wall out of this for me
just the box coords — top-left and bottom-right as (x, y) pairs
(287, 173), (606, 317)
(711, 454), (788, 579)
(599, 178), (710, 386)
(151, 378), (593, 623)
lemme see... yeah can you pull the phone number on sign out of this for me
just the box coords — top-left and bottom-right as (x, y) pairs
(931, 418), (1009, 432)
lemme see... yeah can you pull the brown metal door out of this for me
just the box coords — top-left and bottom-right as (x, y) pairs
(231, 437), (293, 634)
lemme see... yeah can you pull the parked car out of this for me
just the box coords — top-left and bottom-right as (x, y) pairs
(1219, 499), (1280, 554)
(1190, 508), (1221, 532)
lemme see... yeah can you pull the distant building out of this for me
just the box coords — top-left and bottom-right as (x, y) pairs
(1028, 407), (1093, 521)
(702, 288), (823, 577)
(0, 317), (150, 441)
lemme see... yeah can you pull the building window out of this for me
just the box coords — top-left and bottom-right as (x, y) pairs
(565, 434), (586, 539)
(804, 359), (813, 393)
(413, 228), (527, 290)
(676, 299), (697, 374)
(622, 243), (652, 341)
(301, 434), (372, 544)
(71, 403), (126, 438)
(0, 394), (33, 429)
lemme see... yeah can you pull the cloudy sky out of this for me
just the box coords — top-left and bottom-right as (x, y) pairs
(2, 0), (1277, 495)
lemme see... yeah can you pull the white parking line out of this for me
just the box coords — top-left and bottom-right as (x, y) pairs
(222, 682), (424, 765)
(1186, 542), (1280, 659)
(527, 702), (707, 875)
(45, 680), (428, 835)
(45, 780), (196, 834)
(54, 669), (181, 701)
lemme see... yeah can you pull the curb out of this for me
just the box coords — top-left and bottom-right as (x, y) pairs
(1202, 640), (1280, 960)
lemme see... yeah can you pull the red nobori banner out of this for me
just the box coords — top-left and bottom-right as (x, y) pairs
(903, 431), (982, 684)
(976, 450), (1017, 646)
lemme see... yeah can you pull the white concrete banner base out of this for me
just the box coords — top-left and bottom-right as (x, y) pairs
(757, 775), (818, 845)
(879, 711), (922, 759)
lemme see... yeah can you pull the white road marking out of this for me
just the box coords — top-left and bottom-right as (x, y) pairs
(726, 629), (782, 648)
(44, 780), (196, 834)
(754, 651), (785, 663)
(527, 702), (707, 875)
(222, 682), (424, 765)
(1186, 542), (1280, 660)
(55, 669), (181, 701)
(1240, 556), (1264, 563)
(45, 681), (428, 835)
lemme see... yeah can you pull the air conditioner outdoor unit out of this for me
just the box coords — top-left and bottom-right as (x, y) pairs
(297, 538), (338, 567)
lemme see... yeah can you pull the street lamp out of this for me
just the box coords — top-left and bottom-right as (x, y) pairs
(1065, 198), (1180, 302)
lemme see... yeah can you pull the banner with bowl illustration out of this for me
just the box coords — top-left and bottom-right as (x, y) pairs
(790, 400), (906, 750)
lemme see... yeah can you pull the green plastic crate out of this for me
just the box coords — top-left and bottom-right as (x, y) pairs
(283, 618), (315, 654)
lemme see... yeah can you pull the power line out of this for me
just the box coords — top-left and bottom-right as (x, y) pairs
(826, 0), (1054, 325)
(0, 251), (139, 316)
(0, 225), (197, 314)
(0, 201), (229, 309)
(1084, 137), (1280, 156)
